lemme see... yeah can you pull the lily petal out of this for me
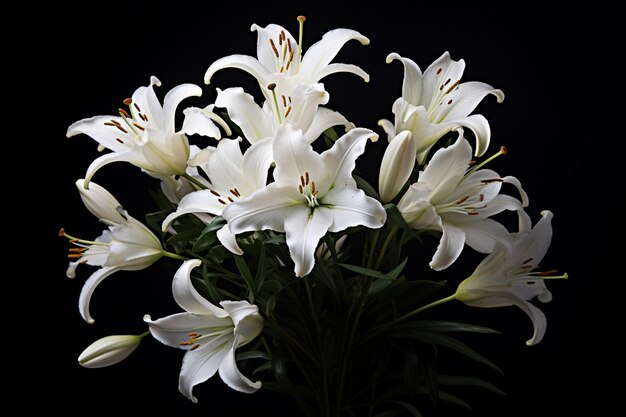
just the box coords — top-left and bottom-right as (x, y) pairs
(179, 339), (232, 403)
(300, 29), (369, 79)
(215, 88), (274, 143)
(285, 206), (333, 277)
(440, 81), (504, 121)
(207, 138), (245, 193)
(205, 54), (269, 85)
(79, 266), (122, 324)
(452, 114), (492, 157)
(163, 84), (203, 134)
(420, 137), (472, 198)
(172, 259), (228, 317)
(67, 116), (132, 153)
(144, 312), (231, 350)
(241, 138), (273, 193)
(181, 106), (223, 139)
(421, 52), (466, 110)
(386, 53), (423, 104)
(304, 107), (353, 144)
(320, 127), (378, 194)
(379, 130), (416, 202)
(323, 187), (387, 232)
(217, 225), (243, 255)
(84, 149), (145, 188)
(250, 23), (297, 71)
(162, 190), (222, 231)
(220, 301), (263, 341)
(272, 125), (325, 185)
(218, 335), (262, 393)
(430, 222), (466, 271)
(130, 76), (164, 129)
(457, 217), (512, 253)
(313, 63), (370, 83)
(510, 210), (553, 267)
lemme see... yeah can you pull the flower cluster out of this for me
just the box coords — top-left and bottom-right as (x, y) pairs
(63, 17), (567, 416)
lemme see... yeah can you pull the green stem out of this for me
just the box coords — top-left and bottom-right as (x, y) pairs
(392, 294), (457, 325)
(162, 250), (188, 261)
(182, 173), (208, 190)
(375, 226), (399, 270)
(138, 331), (150, 339)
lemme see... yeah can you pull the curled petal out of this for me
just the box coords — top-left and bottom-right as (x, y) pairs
(172, 259), (227, 317)
(162, 84), (203, 134)
(205, 54), (269, 85)
(285, 207), (333, 277)
(386, 53), (423, 104)
(217, 225), (243, 255)
(161, 190), (221, 231)
(430, 222), (466, 271)
(179, 340), (232, 403)
(79, 266), (122, 324)
(301, 28), (369, 79)
(218, 335), (262, 393)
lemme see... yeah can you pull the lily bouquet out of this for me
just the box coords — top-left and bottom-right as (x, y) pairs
(62, 17), (567, 416)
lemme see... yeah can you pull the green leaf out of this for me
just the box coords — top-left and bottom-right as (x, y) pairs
(339, 264), (392, 280)
(405, 320), (500, 334)
(391, 330), (502, 374)
(437, 375), (505, 395)
(166, 230), (200, 245)
(354, 174), (380, 200)
(145, 210), (171, 234)
(264, 234), (286, 245)
(253, 361), (272, 375)
(255, 243), (267, 293)
(220, 111), (244, 138)
(236, 350), (271, 361)
(234, 255), (255, 293)
(438, 390), (471, 409)
(389, 401), (423, 417)
(373, 412), (402, 417)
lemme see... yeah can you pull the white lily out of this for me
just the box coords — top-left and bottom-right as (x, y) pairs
(205, 19), (369, 103)
(145, 259), (263, 402)
(223, 125), (387, 277)
(455, 210), (568, 345)
(67, 76), (223, 187)
(161, 138), (274, 255)
(215, 83), (352, 146)
(378, 130), (416, 203)
(397, 136), (528, 271)
(63, 179), (169, 323)
(78, 333), (146, 368)
(379, 52), (504, 164)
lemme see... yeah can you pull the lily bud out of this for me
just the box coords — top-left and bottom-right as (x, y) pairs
(378, 130), (416, 202)
(78, 334), (144, 368)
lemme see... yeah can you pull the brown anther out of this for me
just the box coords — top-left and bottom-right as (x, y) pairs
(454, 195), (469, 204)
(218, 198), (227, 205)
(281, 30), (286, 41)
(444, 78), (451, 86)
(467, 211), (480, 215)
(190, 344), (200, 351)
(228, 197), (234, 203)
(67, 254), (83, 259)
(278, 35), (283, 46)
(481, 178), (504, 184)
(118, 108), (131, 118)
(69, 247), (88, 253)
(70, 239), (79, 243)
(288, 96), (292, 103)
(210, 190), (221, 197)
(439, 84), (444, 91)
(123, 98), (133, 105)
(468, 160), (477, 166)
(447, 99), (453, 105)
(110, 119), (121, 126)
(287, 39), (292, 52)
(286, 51), (294, 70)
(58, 228), (66, 237)
(282, 95), (287, 107)
(311, 181), (316, 194)
(527, 281), (536, 285)
(297, 15), (306, 22)
(116, 138), (124, 144)
(300, 175), (305, 187)
(104, 122), (118, 127)
(230, 189), (238, 197)
(479, 193), (485, 202)
(282, 42), (288, 58)
(436, 68), (442, 75)
(284, 106), (292, 118)
(298, 184), (304, 194)
(537, 269), (559, 276)
(233, 188), (241, 197)
(133, 123), (145, 131)
(179, 341), (194, 346)
(269, 39), (279, 58)
(115, 125), (128, 134)
(134, 103), (141, 112)
(267, 83), (277, 91)
(305, 172), (309, 185)
(445, 80), (461, 94)
(500, 146), (508, 155)
(522, 257), (534, 264)
(139, 113), (148, 122)
(280, 65), (285, 73)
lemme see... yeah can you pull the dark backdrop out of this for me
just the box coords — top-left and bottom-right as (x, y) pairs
(40, 3), (615, 415)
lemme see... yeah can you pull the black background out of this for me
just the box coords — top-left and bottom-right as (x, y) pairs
(39, 3), (616, 415)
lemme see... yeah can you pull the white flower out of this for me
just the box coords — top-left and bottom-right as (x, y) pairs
(455, 210), (568, 345)
(78, 334), (145, 368)
(161, 137), (274, 255)
(63, 180), (164, 323)
(144, 259), (263, 402)
(205, 19), (369, 103)
(379, 52), (504, 163)
(223, 125), (387, 277)
(67, 76), (221, 186)
(397, 136), (528, 271)
(378, 130), (416, 203)
(215, 83), (352, 146)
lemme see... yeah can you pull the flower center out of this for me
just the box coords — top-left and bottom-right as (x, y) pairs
(179, 326), (233, 351)
(298, 171), (319, 208)
(58, 227), (109, 261)
(268, 27), (297, 75)
(102, 98), (149, 147)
